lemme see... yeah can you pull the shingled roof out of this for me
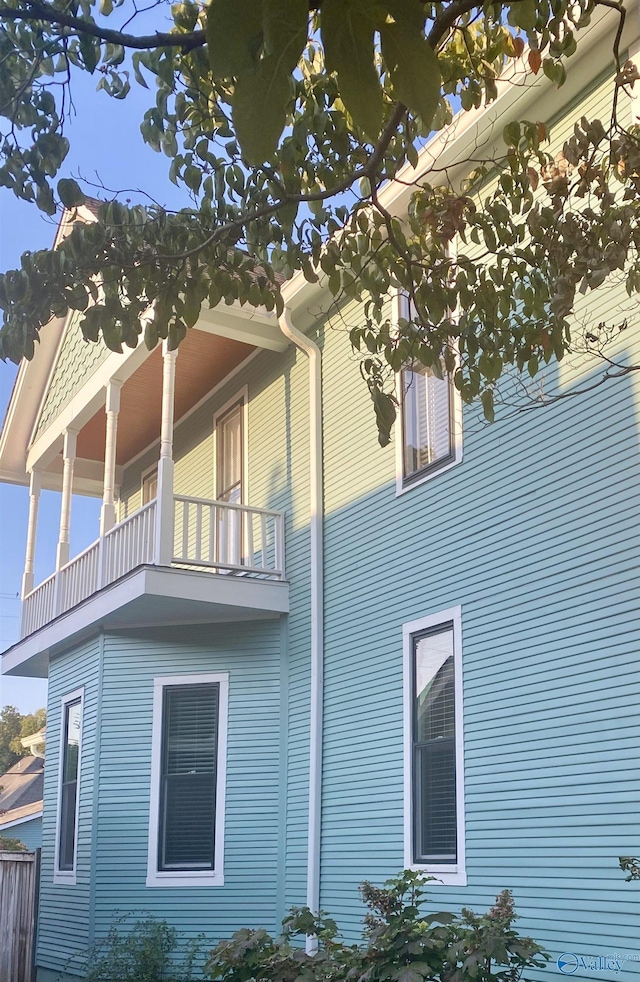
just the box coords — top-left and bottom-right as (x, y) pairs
(0, 755), (43, 829)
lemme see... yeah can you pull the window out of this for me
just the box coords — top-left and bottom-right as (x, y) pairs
(54, 688), (84, 883)
(213, 390), (247, 569)
(142, 466), (158, 505)
(215, 395), (245, 504)
(401, 365), (454, 481)
(403, 608), (466, 885)
(147, 673), (228, 887)
(396, 296), (462, 494)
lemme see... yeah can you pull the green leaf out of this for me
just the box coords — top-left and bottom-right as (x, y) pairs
(480, 388), (495, 422)
(372, 389), (397, 446)
(57, 178), (85, 208)
(508, 0), (537, 33)
(79, 33), (99, 73)
(263, 0), (308, 73)
(232, 67), (290, 164)
(321, 0), (383, 141)
(379, 14), (440, 131)
(206, 0), (264, 77)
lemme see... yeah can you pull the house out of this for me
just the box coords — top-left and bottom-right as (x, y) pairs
(1, 11), (639, 982)
(0, 732), (45, 850)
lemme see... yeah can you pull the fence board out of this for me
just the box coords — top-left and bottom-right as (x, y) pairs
(0, 851), (38, 982)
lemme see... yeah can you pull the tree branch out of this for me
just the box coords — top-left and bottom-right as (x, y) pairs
(0, 0), (206, 50)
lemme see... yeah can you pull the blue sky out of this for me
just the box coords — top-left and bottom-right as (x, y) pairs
(0, 61), (189, 714)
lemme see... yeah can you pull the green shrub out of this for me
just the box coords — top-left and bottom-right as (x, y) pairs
(204, 870), (548, 982)
(0, 833), (28, 851)
(84, 915), (203, 982)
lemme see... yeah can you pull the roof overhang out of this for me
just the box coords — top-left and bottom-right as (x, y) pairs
(0, 804), (43, 831)
(0, 2), (634, 487)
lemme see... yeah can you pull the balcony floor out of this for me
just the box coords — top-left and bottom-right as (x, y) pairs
(1, 564), (289, 678)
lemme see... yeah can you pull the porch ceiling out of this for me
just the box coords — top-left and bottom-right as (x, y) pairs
(76, 330), (255, 465)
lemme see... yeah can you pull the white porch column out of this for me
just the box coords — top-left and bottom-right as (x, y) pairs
(155, 341), (178, 565)
(100, 380), (122, 535)
(21, 469), (42, 598)
(56, 428), (78, 570)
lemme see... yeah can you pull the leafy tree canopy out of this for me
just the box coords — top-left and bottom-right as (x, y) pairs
(0, 704), (46, 775)
(0, 0), (638, 440)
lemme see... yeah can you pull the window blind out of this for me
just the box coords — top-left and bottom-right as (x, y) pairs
(159, 683), (219, 871)
(402, 366), (452, 480)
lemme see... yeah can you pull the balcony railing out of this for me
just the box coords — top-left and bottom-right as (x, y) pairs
(20, 495), (284, 638)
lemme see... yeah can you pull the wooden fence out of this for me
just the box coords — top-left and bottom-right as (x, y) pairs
(0, 850), (39, 982)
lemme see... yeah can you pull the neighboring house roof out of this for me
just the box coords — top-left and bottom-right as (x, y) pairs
(0, 755), (44, 830)
(20, 727), (46, 759)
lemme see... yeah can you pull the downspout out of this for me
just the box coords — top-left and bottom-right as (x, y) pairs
(278, 309), (324, 955)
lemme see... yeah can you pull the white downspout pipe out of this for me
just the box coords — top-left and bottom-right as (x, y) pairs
(278, 309), (324, 955)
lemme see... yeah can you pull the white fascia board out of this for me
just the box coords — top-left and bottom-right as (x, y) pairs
(26, 339), (151, 472)
(0, 205), (107, 485)
(280, 2), (637, 311)
(1, 564), (289, 678)
(195, 302), (288, 352)
(0, 315), (68, 486)
(380, 1), (636, 214)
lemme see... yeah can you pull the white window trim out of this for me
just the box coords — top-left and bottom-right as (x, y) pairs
(141, 462), (159, 505)
(393, 292), (463, 497)
(53, 686), (84, 885)
(403, 606), (466, 886)
(146, 672), (229, 888)
(213, 385), (249, 504)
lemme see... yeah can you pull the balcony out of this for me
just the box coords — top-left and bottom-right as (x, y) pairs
(1, 494), (288, 677)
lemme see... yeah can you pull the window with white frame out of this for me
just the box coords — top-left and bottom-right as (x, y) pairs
(55, 688), (84, 883)
(401, 365), (454, 482)
(396, 295), (462, 493)
(215, 397), (245, 504)
(142, 466), (158, 505)
(147, 673), (228, 887)
(403, 608), (466, 885)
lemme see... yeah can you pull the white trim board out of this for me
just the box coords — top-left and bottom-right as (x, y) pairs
(146, 671), (229, 887)
(402, 606), (466, 886)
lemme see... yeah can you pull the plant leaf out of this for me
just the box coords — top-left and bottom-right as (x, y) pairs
(206, 0), (264, 77)
(232, 66), (290, 164)
(57, 178), (85, 208)
(263, 0), (308, 73)
(508, 0), (537, 33)
(321, 0), (383, 141)
(379, 13), (440, 131)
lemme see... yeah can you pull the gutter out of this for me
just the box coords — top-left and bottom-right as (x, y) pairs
(278, 309), (324, 955)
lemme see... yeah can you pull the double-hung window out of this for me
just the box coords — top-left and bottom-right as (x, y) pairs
(396, 297), (462, 493)
(147, 673), (228, 887)
(213, 390), (247, 569)
(403, 608), (466, 885)
(55, 688), (84, 884)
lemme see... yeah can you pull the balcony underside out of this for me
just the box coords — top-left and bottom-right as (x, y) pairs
(2, 564), (289, 679)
